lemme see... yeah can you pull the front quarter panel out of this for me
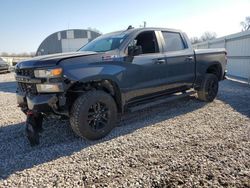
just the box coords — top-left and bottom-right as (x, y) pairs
(60, 56), (126, 87)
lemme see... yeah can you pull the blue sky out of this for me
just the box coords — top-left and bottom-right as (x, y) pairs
(0, 0), (249, 53)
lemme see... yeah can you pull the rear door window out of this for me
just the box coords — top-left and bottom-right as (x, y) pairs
(162, 32), (185, 52)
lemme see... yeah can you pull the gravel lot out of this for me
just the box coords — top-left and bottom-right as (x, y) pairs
(0, 73), (249, 187)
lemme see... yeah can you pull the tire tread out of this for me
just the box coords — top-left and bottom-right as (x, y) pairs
(70, 90), (117, 139)
(197, 73), (218, 102)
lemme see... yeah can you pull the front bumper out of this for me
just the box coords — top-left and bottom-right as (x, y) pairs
(17, 92), (59, 114)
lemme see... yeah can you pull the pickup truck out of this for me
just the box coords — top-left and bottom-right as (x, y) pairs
(15, 27), (227, 145)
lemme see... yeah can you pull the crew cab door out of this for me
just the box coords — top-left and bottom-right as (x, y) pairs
(160, 31), (195, 89)
(124, 30), (168, 100)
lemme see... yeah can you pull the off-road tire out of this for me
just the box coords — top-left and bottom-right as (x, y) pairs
(197, 73), (219, 102)
(70, 90), (117, 140)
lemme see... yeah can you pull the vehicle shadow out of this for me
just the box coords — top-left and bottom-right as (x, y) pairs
(0, 81), (16, 93)
(0, 96), (206, 179)
(217, 80), (250, 118)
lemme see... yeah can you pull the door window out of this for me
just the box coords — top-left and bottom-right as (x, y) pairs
(162, 32), (185, 52)
(130, 31), (159, 54)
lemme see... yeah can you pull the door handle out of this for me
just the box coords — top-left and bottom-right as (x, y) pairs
(185, 56), (194, 61)
(155, 59), (166, 64)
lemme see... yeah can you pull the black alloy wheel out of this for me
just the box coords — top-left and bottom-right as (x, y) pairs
(70, 90), (117, 140)
(88, 102), (110, 131)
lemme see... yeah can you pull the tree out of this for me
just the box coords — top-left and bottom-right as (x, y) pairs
(200, 32), (217, 42)
(240, 16), (250, 31)
(190, 37), (201, 44)
(190, 32), (217, 44)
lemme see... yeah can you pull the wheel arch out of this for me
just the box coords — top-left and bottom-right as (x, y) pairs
(206, 62), (223, 80)
(66, 78), (123, 113)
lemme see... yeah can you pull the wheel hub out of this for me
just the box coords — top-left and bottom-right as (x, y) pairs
(88, 102), (109, 130)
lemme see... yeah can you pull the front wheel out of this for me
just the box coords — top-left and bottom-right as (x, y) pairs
(197, 73), (219, 102)
(70, 90), (117, 140)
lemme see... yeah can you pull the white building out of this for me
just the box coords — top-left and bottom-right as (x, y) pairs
(36, 29), (101, 56)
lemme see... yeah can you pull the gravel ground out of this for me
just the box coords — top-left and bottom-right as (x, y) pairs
(0, 73), (249, 188)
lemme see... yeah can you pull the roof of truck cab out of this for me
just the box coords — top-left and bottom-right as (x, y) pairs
(128, 27), (182, 33)
(102, 27), (183, 37)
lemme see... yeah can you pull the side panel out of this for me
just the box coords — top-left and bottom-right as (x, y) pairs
(61, 55), (170, 105)
(121, 53), (168, 102)
(194, 51), (227, 88)
(159, 31), (196, 89)
(115, 30), (170, 103)
(164, 50), (195, 88)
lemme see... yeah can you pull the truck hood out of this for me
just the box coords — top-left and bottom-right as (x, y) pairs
(16, 51), (99, 69)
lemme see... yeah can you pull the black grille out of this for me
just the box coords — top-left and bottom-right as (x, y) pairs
(17, 82), (37, 95)
(15, 68), (34, 77)
(16, 68), (37, 95)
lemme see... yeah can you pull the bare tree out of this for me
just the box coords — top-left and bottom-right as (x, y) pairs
(190, 37), (201, 44)
(190, 32), (217, 44)
(240, 16), (250, 31)
(200, 32), (217, 42)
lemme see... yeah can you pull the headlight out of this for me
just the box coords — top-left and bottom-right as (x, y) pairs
(36, 83), (63, 93)
(34, 68), (62, 78)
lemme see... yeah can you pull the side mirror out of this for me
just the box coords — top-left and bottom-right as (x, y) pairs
(128, 45), (142, 56)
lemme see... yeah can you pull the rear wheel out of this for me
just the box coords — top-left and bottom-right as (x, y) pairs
(197, 73), (219, 102)
(70, 90), (117, 140)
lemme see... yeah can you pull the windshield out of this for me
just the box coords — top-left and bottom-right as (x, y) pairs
(79, 34), (127, 52)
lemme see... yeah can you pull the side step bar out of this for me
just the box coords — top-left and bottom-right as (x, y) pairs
(127, 90), (196, 113)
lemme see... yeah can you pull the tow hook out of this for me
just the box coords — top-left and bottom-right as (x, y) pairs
(25, 111), (43, 146)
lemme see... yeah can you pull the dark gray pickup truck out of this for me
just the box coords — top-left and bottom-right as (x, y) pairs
(15, 27), (227, 145)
